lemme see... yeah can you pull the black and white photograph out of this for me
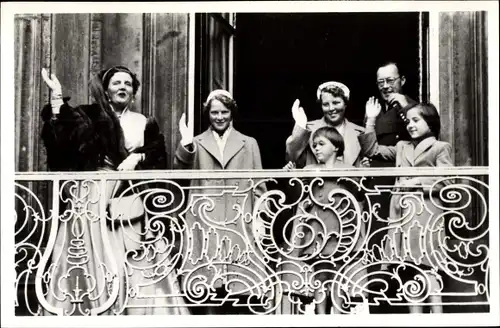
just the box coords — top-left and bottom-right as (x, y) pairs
(1, 1), (499, 327)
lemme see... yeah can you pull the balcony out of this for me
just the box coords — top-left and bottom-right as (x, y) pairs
(14, 167), (490, 316)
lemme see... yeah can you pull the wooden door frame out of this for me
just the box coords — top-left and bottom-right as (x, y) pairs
(193, 13), (235, 135)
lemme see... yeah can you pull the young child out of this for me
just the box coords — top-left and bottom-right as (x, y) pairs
(284, 126), (369, 315)
(359, 98), (454, 314)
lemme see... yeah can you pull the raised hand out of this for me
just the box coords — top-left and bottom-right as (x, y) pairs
(41, 68), (62, 95)
(41, 68), (64, 114)
(179, 113), (194, 146)
(365, 96), (382, 119)
(291, 99), (307, 129)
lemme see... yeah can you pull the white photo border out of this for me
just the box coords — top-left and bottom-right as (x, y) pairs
(1, 1), (499, 327)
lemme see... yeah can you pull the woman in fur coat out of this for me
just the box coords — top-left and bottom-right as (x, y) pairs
(39, 66), (186, 315)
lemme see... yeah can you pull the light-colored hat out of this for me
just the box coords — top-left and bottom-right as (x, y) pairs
(206, 89), (233, 103)
(316, 81), (350, 100)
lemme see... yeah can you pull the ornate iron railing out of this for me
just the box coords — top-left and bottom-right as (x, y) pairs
(14, 167), (490, 315)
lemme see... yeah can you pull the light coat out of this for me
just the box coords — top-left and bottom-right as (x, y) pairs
(359, 131), (454, 268)
(174, 128), (268, 295)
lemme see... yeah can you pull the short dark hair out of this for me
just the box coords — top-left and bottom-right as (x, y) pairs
(311, 126), (345, 157)
(317, 85), (349, 105)
(409, 102), (441, 138)
(202, 94), (238, 119)
(100, 65), (141, 95)
(377, 60), (405, 78)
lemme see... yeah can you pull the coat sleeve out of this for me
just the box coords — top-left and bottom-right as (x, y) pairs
(173, 140), (196, 170)
(134, 117), (167, 170)
(352, 155), (363, 168)
(358, 131), (397, 161)
(41, 99), (98, 170)
(417, 142), (455, 191)
(285, 123), (312, 166)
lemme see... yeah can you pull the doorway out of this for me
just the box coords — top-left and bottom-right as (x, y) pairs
(233, 12), (425, 169)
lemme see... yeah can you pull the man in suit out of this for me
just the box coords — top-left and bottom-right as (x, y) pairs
(366, 61), (417, 314)
(372, 61), (418, 147)
(175, 90), (268, 315)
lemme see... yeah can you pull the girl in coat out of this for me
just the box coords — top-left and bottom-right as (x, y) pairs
(284, 126), (369, 315)
(359, 99), (454, 314)
(174, 90), (268, 314)
(40, 66), (187, 315)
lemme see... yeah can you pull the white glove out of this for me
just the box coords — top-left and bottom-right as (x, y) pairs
(365, 96), (382, 120)
(291, 99), (307, 129)
(117, 153), (143, 171)
(179, 113), (194, 146)
(41, 68), (63, 115)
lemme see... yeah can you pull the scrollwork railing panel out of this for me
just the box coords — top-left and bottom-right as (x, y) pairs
(14, 168), (490, 315)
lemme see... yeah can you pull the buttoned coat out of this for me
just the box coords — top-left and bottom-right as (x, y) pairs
(285, 118), (365, 168)
(359, 132), (454, 268)
(174, 128), (268, 296)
